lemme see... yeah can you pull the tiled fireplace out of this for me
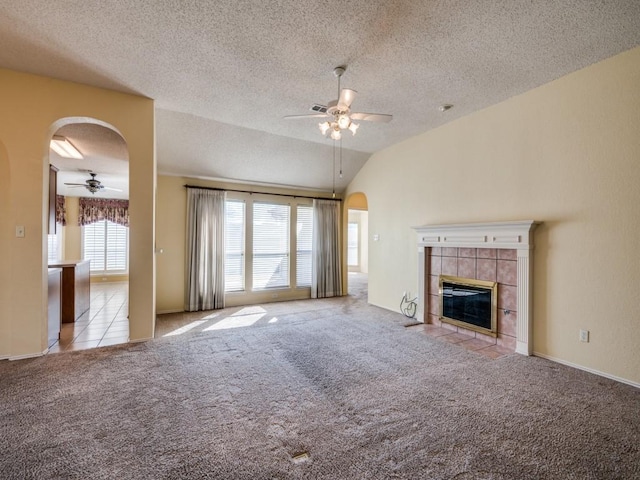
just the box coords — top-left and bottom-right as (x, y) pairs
(412, 221), (539, 355)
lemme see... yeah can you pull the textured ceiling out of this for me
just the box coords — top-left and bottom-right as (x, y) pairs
(1, 1), (640, 192)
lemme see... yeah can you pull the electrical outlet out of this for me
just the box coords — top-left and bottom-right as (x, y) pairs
(579, 329), (589, 343)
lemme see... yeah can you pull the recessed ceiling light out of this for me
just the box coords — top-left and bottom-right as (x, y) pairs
(439, 104), (454, 112)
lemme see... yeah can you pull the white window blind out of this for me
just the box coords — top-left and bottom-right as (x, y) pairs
(296, 205), (313, 287)
(348, 222), (359, 266)
(83, 220), (128, 273)
(253, 202), (290, 289)
(224, 200), (245, 292)
(47, 233), (60, 264)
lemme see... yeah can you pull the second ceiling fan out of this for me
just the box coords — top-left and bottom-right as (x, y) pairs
(64, 172), (122, 194)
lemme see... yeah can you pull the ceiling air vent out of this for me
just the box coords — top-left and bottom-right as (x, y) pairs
(310, 104), (327, 113)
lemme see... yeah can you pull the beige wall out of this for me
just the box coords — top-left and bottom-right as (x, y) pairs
(63, 196), (82, 260)
(0, 68), (155, 359)
(156, 175), (339, 313)
(346, 46), (640, 385)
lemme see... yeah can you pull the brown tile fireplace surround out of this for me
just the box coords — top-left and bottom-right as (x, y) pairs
(413, 221), (539, 355)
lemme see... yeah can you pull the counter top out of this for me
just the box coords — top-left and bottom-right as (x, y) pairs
(48, 259), (91, 268)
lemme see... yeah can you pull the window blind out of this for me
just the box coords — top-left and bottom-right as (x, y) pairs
(224, 200), (245, 292)
(296, 205), (313, 287)
(83, 220), (128, 273)
(348, 222), (359, 266)
(253, 202), (290, 289)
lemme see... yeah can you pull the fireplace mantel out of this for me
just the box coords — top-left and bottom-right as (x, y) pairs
(412, 221), (539, 355)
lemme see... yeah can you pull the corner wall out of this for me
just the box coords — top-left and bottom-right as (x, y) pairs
(0, 68), (155, 358)
(346, 47), (640, 385)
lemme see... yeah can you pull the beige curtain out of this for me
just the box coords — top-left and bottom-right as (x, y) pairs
(311, 199), (342, 298)
(185, 188), (226, 311)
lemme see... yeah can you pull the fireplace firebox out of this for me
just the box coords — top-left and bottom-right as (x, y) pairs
(439, 275), (498, 337)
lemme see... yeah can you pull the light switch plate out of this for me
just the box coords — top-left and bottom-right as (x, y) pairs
(15, 226), (25, 238)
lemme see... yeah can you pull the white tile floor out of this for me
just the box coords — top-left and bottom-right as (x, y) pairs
(48, 281), (129, 353)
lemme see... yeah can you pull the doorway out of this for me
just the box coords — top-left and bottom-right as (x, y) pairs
(46, 121), (130, 353)
(345, 193), (369, 300)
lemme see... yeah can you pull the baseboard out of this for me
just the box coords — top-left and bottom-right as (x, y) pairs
(128, 337), (153, 344)
(157, 309), (184, 315)
(533, 351), (640, 389)
(9, 349), (48, 361)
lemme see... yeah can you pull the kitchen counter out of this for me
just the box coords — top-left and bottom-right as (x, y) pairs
(48, 260), (90, 323)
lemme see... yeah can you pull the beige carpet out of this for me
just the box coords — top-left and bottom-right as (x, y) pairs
(1, 277), (639, 479)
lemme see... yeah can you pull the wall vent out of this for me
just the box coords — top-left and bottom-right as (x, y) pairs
(310, 104), (327, 113)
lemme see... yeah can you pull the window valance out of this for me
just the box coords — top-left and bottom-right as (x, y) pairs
(79, 197), (129, 227)
(56, 195), (66, 226)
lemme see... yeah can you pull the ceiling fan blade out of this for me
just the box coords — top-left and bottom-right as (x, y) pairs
(103, 186), (123, 192)
(64, 183), (87, 186)
(337, 88), (357, 110)
(284, 113), (329, 120)
(350, 112), (393, 123)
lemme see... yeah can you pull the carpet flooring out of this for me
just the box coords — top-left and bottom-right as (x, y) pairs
(1, 278), (639, 479)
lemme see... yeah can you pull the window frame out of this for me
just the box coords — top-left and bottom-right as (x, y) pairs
(223, 193), (313, 303)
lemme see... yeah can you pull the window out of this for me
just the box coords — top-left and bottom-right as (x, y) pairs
(348, 222), (359, 266)
(47, 233), (61, 264)
(296, 205), (313, 287)
(224, 200), (245, 292)
(253, 202), (290, 289)
(83, 220), (128, 274)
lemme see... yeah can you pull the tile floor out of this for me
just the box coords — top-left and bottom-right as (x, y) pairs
(48, 281), (129, 353)
(406, 323), (513, 359)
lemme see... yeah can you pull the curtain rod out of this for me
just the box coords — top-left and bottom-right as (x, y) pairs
(184, 184), (342, 202)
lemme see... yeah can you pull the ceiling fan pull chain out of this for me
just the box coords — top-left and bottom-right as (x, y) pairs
(332, 140), (336, 198)
(339, 137), (343, 178)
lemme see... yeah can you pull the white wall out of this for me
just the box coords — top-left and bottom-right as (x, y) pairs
(346, 47), (640, 385)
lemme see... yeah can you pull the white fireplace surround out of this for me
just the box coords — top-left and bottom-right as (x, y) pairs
(412, 221), (539, 356)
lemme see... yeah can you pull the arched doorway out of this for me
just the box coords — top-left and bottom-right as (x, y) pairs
(46, 118), (130, 352)
(345, 192), (368, 300)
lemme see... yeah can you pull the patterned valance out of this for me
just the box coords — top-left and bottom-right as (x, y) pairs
(79, 197), (129, 227)
(56, 195), (66, 226)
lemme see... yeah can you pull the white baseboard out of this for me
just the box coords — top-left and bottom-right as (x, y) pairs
(157, 309), (184, 315)
(9, 349), (48, 361)
(533, 351), (639, 389)
(128, 337), (153, 344)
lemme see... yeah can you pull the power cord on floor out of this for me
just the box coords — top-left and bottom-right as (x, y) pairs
(400, 292), (417, 318)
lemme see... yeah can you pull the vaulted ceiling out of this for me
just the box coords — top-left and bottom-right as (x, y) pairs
(1, 1), (640, 193)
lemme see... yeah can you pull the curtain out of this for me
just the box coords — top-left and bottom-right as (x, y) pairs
(78, 197), (129, 227)
(55, 195), (66, 226)
(185, 188), (226, 311)
(311, 199), (343, 298)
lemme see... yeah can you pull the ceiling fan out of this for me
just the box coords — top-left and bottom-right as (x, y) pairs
(64, 172), (122, 194)
(284, 66), (392, 140)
